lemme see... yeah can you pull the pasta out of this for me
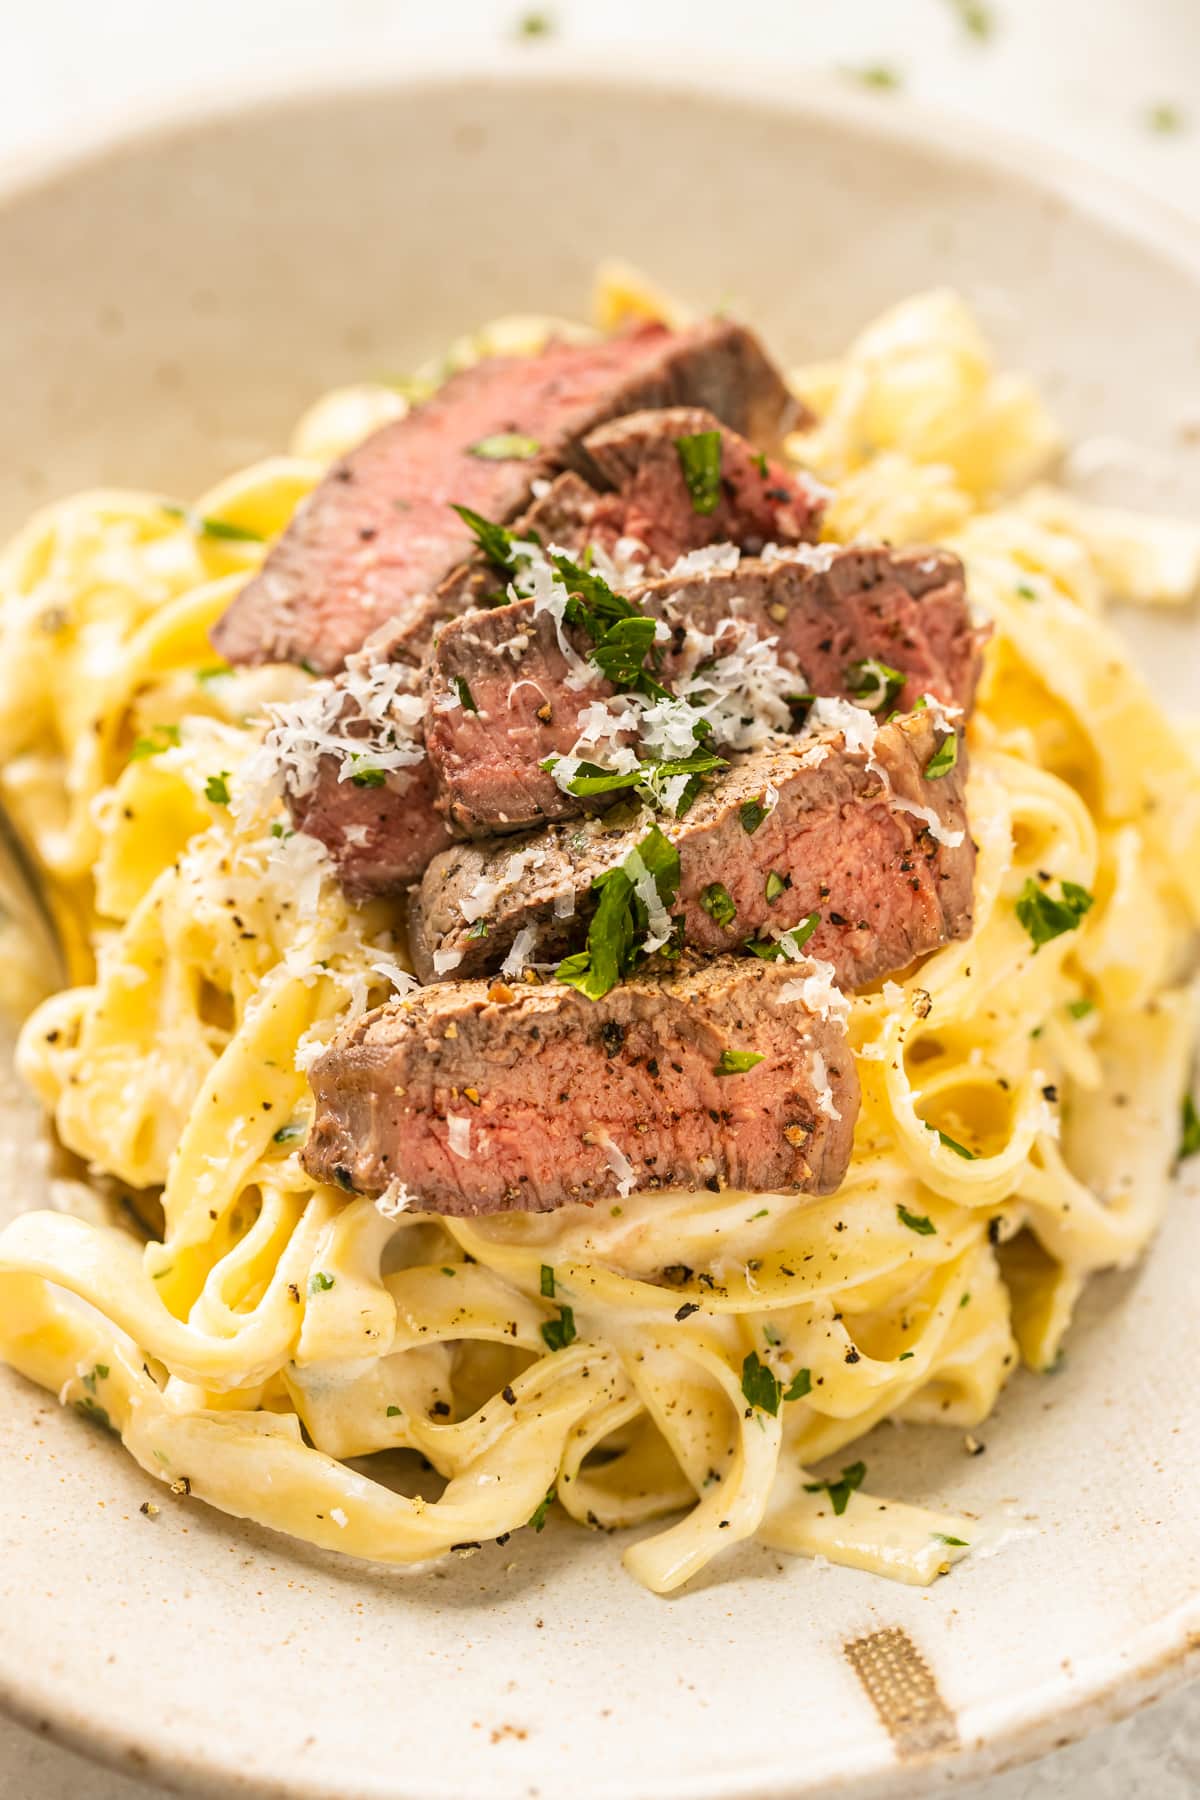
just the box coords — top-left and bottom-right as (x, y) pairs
(0, 279), (1197, 1595)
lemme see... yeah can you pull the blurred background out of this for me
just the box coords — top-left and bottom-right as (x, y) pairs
(0, 1), (1196, 1796)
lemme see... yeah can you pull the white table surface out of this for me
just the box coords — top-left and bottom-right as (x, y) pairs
(1, 1), (1197, 1795)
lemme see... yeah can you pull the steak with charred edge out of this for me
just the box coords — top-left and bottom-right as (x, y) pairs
(409, 711), (973, 988)
(439, 403), (825, 616)
(211, 320), (799, 674)
(302, 957), (859, 1215)
(427, 545), (976, 836)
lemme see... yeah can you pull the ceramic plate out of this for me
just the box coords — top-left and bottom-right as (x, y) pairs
(1, 56), (1198, 1800)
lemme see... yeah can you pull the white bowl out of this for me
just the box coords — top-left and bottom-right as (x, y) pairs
(1, 58), (1198, 1800)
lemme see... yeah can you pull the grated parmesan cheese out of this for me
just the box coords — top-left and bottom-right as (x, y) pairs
(623, 846), (674, 953)
(667, 542), (741, 578)
(240, 655), (427, 814)
(432, 946), (464, 976)
(501, 924), (538, 977)
(598, 1133), (637, 1197)
(809, 1050), (841, 1120)
(776, 957), (851, 1028)
(447, 1114), (473, 1159)
(376, 1180), (416, 1219)
(760, 541), (838, 572)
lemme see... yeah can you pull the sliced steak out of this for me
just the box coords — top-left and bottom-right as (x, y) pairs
(409, 709), (973, 988)
(212, 320), (798, 674)
(426, 546), (976, 837)
(290, 754), (454, 896)
(302, 957), (859, 1214)
(441, 406), (826, 612)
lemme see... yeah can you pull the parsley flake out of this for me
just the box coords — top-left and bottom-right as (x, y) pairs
(932, 1530), (969, 1546)
(1016, 877), (1095, 951)
(130, 723), (181, 760)
(897, 1203), (937, 1235)
(783, 1367), (813, 1402)
(308, 1271), (335, 1294)
(350, 764), (387, 788)
(745, 913), (820, 961)
(452, 675), (478, 713)
(804, 1460), (867, 1515)
(846, 658), (905, 713)
(1180, 1094), (1200, 1161)
(541, 1306), (577, 1352)
(539, 1264), (556, 1298)
(675, 430), (723, 515)
(714, 1048), (765, 1076)
(161, 501), (264, 542)
(468, 432), (541, 461)
(929, 1125), (979, 1160)
(528, 1487), (556, 1531)
(739, 796), (769, 834)
(764, 870), (790, 905)
(700, 882), (737, 928)
(204, 771), (231, 806)
(741, 1351), (782, 1415)
(924, 734), (958, 780)
(556, 825), (680, 1001)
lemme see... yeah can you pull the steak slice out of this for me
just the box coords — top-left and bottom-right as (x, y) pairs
(211, 320), (798, 674)
(302, 957), (860, 1215)
(425, 546), (976, 837)
(409, 709), (974, 988)
(439, 405), (826, 613)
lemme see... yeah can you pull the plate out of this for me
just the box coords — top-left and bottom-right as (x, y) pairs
(0, 56), (1198, 1800)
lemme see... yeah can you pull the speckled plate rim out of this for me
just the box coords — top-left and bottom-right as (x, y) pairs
(0, 48), (1198, 1800)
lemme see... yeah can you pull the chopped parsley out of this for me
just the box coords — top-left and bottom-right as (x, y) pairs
(764, 869), (790, 905)
(161, 501), (263, 542)
(897, 1203), (937, 1235)
(528, 1488), (556, 1531)
(675, 430), (723, 515)
(467, 919), (489, 940)
(745, 913), (820, 960)
(515, 9), (554, 36)
(541, 1305), (577, 1352)
(556, 825), (680, 1001)
(451, 503), (527, 578)
(272, 1120), (305, 1145)
(932, 1530), (969, 1546)
(543, 748), (726, 817)
(308, 1270), (335, 1294)
(350, 764), (387, 788)
(386, 1405), (402, 1418)
(452, 675), (478, 713)
(468, 432), (541, 460)
(539, 1264), (556, 1298)
(551, 554), (670, 701)
(930, 1126), (978, 1160)
(804, 1460), (867, 1515)
(784, 1367), (812, 1402)
(195, 664), (231, 684)
(714, 1048), (765, 1077)
(739, 796), (769, 835)
(130, 722), (181, 760)
(740, 1351), (782, 1415)
(1067, 997), (1095, 1020)
(846, 658), (905, 713)
(1016, 877), (1095, 951)
(924, 734), (958, 780)
(700, 882), (737, 928)
(75, 1397), (114, 1432)
(204, 771), (232, 806)
(1180, 1094), (1200, 1161)
(1015, 581), (1038, 601)
(945, 0), (992, 39)
(849, 64), (902, 89)
(1146, 103), (1185, 134)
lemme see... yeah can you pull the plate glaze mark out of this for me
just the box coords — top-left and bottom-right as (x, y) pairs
(844, 1627), (959, 1758)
